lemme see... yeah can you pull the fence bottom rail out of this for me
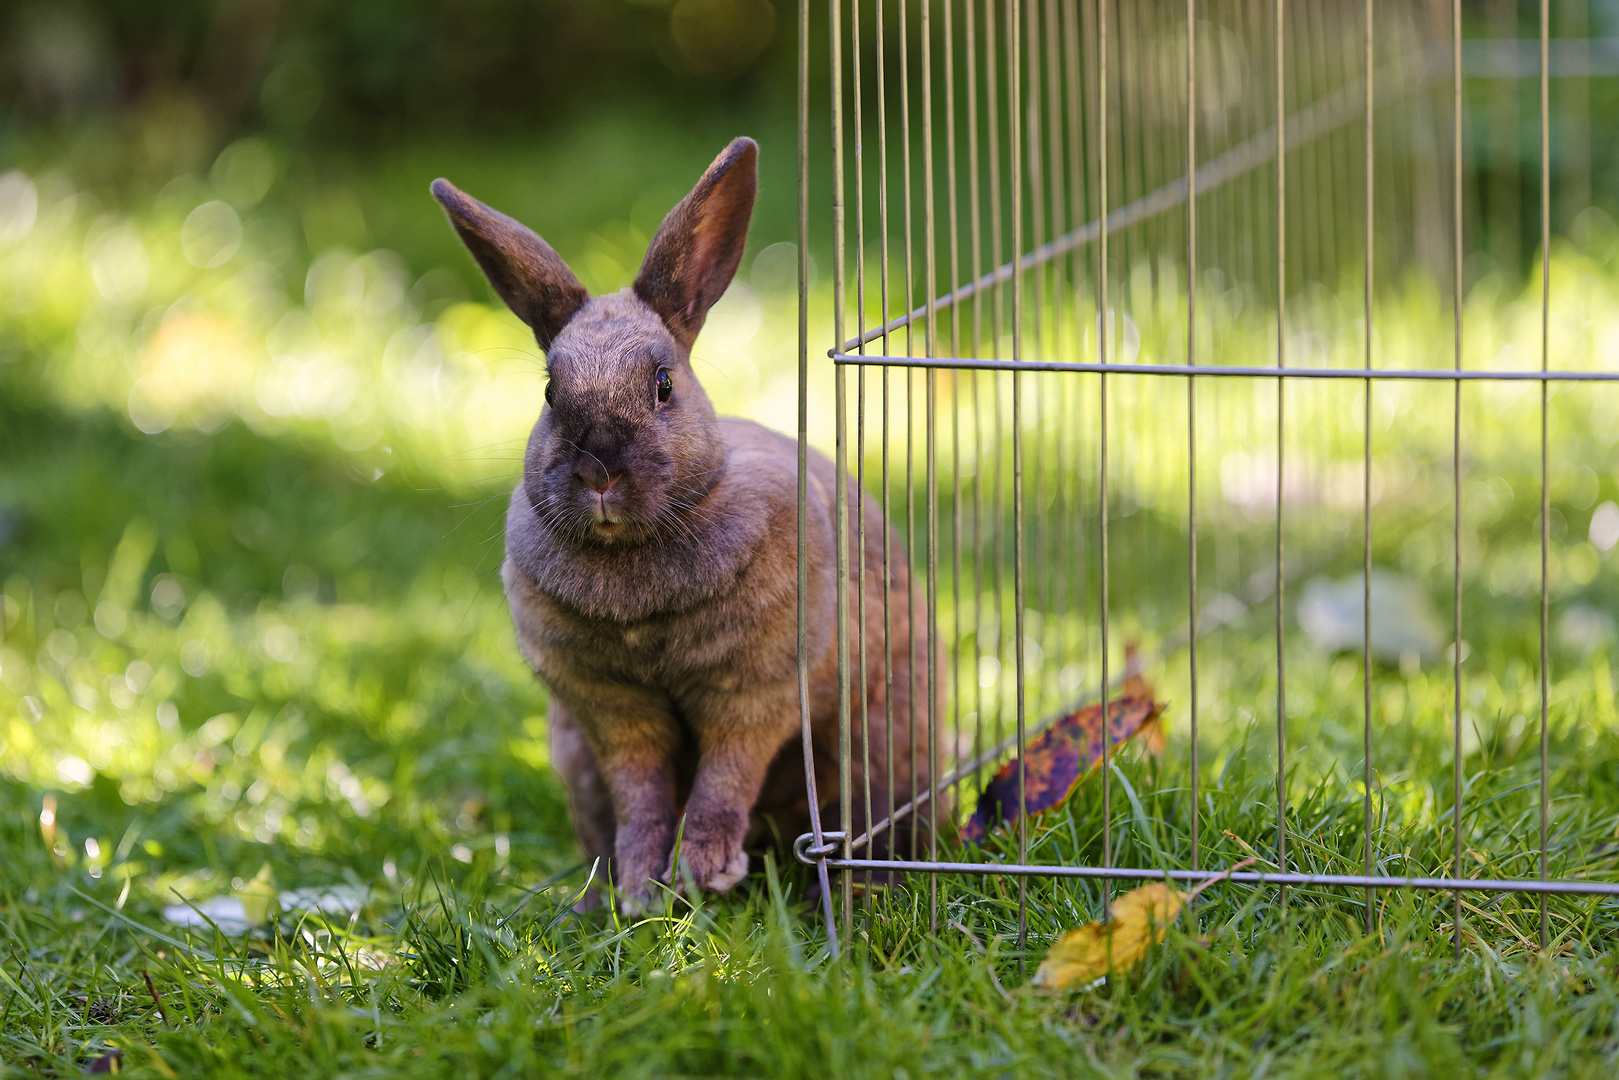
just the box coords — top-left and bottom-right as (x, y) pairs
(792, 837), (1619, 898)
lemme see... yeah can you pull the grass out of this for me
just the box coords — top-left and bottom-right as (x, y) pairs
(5, 354), (1619, 1079)
(6, 615), (1619, 1079)
(6, 138), (1619, 1075)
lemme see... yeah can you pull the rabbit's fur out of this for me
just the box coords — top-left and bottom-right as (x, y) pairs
(432, 138), (940, 909)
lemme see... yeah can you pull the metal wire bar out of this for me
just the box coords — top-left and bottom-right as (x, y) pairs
(1069, 0), (1093, 859)
(986, 0), (1004, 352)
(1077, 0), (1096, 722)
(1043, 0), (1070, 713)
(792, 851), (1619, 899)
(830, 0), (853, 946)
(1363, 0), (1376, 936)
(1060, 0), (1085, 778)
(921, 0), (941, 932)
(1023, 0), (1048, 726)
(965, 0), (987, 820)
(1023, 0), (1047, 723)
(873, 0), (893, 904)
(1096, 0), (1112, 921)
(1009, 0), (1029, 959)
(1186, 0), (1199, 892)
(796, 0), (837, 958)
(985, 0), (1007, 875)
(1094, 0), (1107, 932)
(1450, 0), (1465, 961)
(875, 0), (898, 914)
(837, 44), (1440, 356)
(1274, 0), (1288, 908)
(1539, 0), (1553, 952)
(851, 0), (874, 925)
(944, 0), (965, 927)
(883, 362), (895, 885)
(899, 0), (920, 872)
(945, 1), (961, 362)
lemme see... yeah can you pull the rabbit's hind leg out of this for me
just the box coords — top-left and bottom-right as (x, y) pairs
(548, 700), (616, 908)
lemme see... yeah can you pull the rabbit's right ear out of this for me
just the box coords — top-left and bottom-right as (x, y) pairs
(634, 137), (758, 348)
(431, 179), (588, 349)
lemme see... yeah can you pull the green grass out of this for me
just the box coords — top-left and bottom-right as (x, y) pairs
(5, 356), (1619, 1078)
(7, 138), (1619, 1075)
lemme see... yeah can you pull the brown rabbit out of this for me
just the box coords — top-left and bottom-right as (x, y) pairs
(431, 137), (939, 910)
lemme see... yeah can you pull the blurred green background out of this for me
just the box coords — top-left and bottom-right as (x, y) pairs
(0, 0), (804, 265)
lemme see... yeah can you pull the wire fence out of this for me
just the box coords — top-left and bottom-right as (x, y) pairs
(794, 0), (1619, 961)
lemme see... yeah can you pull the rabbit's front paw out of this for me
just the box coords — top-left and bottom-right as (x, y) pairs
(672, 811), (750, 894)
(613, 821), (676, 913)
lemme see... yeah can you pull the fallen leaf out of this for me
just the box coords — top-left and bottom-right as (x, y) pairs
(1031, 883), (1183, 989)
(962, 677), (1164, 844)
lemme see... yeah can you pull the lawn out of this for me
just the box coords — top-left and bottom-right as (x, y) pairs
(7, 108), (1619, 1076)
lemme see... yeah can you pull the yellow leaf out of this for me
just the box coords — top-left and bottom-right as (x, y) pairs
(236, 863), (279, 927)
(1031, 883), (1184, 989)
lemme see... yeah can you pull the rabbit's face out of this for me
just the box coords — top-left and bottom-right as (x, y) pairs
(524, 291), (723, 546)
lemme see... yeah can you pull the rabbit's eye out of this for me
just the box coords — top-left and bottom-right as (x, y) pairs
(545, 380), (556, 407)
(656, 368), (673, 405)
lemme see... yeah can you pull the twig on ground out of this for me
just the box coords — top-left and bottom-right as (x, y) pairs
(141, 971), (171, 1028)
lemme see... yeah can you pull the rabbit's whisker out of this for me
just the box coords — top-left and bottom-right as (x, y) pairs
(554, 436), (613, 481)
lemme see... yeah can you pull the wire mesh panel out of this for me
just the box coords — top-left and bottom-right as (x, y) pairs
(795, 0), (1619, 959)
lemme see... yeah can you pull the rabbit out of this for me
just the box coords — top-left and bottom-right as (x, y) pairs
(431, 137), (941, 911)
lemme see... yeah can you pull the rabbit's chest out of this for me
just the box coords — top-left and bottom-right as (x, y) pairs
(556, 600), (781, 683)
(502, 506), (801, 692)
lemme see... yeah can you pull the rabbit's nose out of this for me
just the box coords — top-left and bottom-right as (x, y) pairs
(576, 465), (618, 494)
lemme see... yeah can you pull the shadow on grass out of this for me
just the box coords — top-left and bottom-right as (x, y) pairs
(1, 362), (573, 914)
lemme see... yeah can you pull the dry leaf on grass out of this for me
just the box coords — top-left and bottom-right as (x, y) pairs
(1031, 883), (1184, 989)
(1030, 858), (1256, 990)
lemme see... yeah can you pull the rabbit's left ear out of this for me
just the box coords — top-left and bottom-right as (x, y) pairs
(635, 137), (757, 348)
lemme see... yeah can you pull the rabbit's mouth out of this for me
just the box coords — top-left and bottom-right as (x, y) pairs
(589, 492), (619, 526)
(591, 494), (622, 530)
(587, 486), (641, 539)
(525, 472), (658, 546)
